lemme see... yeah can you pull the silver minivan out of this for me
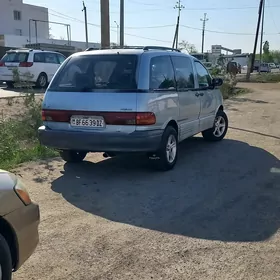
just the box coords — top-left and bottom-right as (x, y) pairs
(38, 46), (228, 171)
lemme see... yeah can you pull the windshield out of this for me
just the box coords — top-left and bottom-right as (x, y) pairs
(49, 54), (138, 92)
(1, 52), (28, 63)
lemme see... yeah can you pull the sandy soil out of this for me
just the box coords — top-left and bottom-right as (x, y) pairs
(9, 83), (280, 280)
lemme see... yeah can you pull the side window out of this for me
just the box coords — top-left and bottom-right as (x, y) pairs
(150, 56), (175, 90)
(171, 56), (195, 89)
(34, 53), (45, 63)
(45, 53), (59, 64)
(194, 61), (212, 88)
(57, 54), (66, 64)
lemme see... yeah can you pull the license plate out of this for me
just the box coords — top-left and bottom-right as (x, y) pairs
(70, 115), (105, 128)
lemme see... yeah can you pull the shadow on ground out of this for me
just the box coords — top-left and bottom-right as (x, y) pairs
(51, 137), (280, 243)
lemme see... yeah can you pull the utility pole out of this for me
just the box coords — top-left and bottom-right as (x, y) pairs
(246, 0), (264, 80)
(200, 13), (208, 53)
(100, 0), (110, 49)
(259, 0), (265, 73)
(120, 0), (124, 47)
(82, 1), (89, 49)
(172, 0), (185, 49)
(114, 21), (119, 45)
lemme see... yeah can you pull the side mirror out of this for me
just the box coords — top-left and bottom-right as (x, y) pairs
(212, 78), (223, 87)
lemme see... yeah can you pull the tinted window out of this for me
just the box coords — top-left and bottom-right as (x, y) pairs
(1, 52), (28, 63)
(50, 54), (138, 92)
(150, 56), (175, 90)
(57, 54), (66, 64)
(194, 61), (212, 88)
(34, 53), (45, 63)
(171, 56), (194, 89)
(45, 53), (58, 64)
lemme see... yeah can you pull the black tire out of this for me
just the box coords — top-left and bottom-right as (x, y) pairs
(0, 233), (12, 280)
(36, 73), (48, 88)
(59, 150), (87, 163)
(6, 82), (14, 89)
(202, 110), (228, 142)
(150, 126), (178, 171)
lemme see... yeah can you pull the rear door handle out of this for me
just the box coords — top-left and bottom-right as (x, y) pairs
(195, 92), (200, 97)
(199, 92), (204, 96)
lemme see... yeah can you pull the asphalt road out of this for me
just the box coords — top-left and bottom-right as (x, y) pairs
(13, 83), (280, 280)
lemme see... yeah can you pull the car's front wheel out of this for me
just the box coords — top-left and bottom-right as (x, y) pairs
(0, 233), (12, 280)
(202, 110), (228, 141)
(59, 150), (87, 163)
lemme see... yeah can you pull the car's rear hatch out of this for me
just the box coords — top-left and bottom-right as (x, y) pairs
(0, 51), (30, 80)
(42, 52), (153, 134)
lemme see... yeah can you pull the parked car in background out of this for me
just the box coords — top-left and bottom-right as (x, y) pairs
(253, 59), (260, 71)
(259, 63), (271, 73)
(268, 63), (276, 69)
(0, 169), (40, 280)
(39, 46), (228, 171)
(0, 49), (66, 88)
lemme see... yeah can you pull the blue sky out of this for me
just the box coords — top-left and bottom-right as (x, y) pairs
(24, 0), (280, 53)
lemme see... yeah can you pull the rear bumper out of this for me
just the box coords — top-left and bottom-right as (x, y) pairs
(4, 203), (40, 270)
(38, 126), (163, 152)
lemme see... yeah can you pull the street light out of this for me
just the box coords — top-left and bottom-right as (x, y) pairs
(114, 21), (119, 45)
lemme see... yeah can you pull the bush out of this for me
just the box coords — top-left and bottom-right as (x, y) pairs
(0, 93), (57, 170)
(237, 73), (280, 83)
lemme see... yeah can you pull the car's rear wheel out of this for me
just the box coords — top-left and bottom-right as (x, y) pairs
(36, 73), (48, 88)
(202, 110), (228, 141)
(149, 126), (178, 171)
(0, 233), (12, 280)
(59, 150), (87, 163)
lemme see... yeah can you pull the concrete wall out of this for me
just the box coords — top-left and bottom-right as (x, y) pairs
(0, 0), (49, 40)
(0, 34), (101, 51)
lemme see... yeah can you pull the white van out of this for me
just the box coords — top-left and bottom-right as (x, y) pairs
(0, 49), (66, 88)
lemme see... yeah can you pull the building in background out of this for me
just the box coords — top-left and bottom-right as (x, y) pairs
(0, 0), (49, 42)
(0, 0), (100, 52)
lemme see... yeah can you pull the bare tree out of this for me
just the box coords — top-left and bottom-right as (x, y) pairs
(49, 27), (55, 39)
(179, 40), (197, 53)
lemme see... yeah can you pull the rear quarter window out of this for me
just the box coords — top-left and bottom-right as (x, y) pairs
(49, 54), (138, 92)
(1, 52), (28, 63)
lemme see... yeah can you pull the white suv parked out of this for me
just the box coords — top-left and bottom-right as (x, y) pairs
(0, 49), (66, 88)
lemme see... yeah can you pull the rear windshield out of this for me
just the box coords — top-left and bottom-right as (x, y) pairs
(1, 52), (28, 63)
(49, 54), (138, 92)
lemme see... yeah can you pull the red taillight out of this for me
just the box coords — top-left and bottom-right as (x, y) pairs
(19, 62), (33, 67)
(0, 61), (5, 67)
(42, 110), (69, 122)
(136, 112), (156, 125)
(42, 110), (156, 125)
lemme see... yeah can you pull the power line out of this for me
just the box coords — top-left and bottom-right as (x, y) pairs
(180, 24), (278, 35)
(86, 4), (280, 14)
(47, 7), (280, 46)
(267, 0), (280, 33)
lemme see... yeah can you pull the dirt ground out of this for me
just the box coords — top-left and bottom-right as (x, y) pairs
(10, 83), (280, 280)
(0, 94), (43, 120)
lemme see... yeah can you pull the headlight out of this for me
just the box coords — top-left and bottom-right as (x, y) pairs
(14, 178), (31, 205)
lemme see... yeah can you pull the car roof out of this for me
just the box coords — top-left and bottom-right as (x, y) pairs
(72, 47), (195, 59)
(6, 49), (61, 54)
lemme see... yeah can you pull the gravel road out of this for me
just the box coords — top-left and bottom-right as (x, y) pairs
(13, 83), (280, 280)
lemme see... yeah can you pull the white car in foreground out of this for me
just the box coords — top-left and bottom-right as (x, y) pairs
(0, 49), (66, 88)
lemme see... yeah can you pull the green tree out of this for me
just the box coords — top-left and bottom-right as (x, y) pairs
(263, 40), (269, 54)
